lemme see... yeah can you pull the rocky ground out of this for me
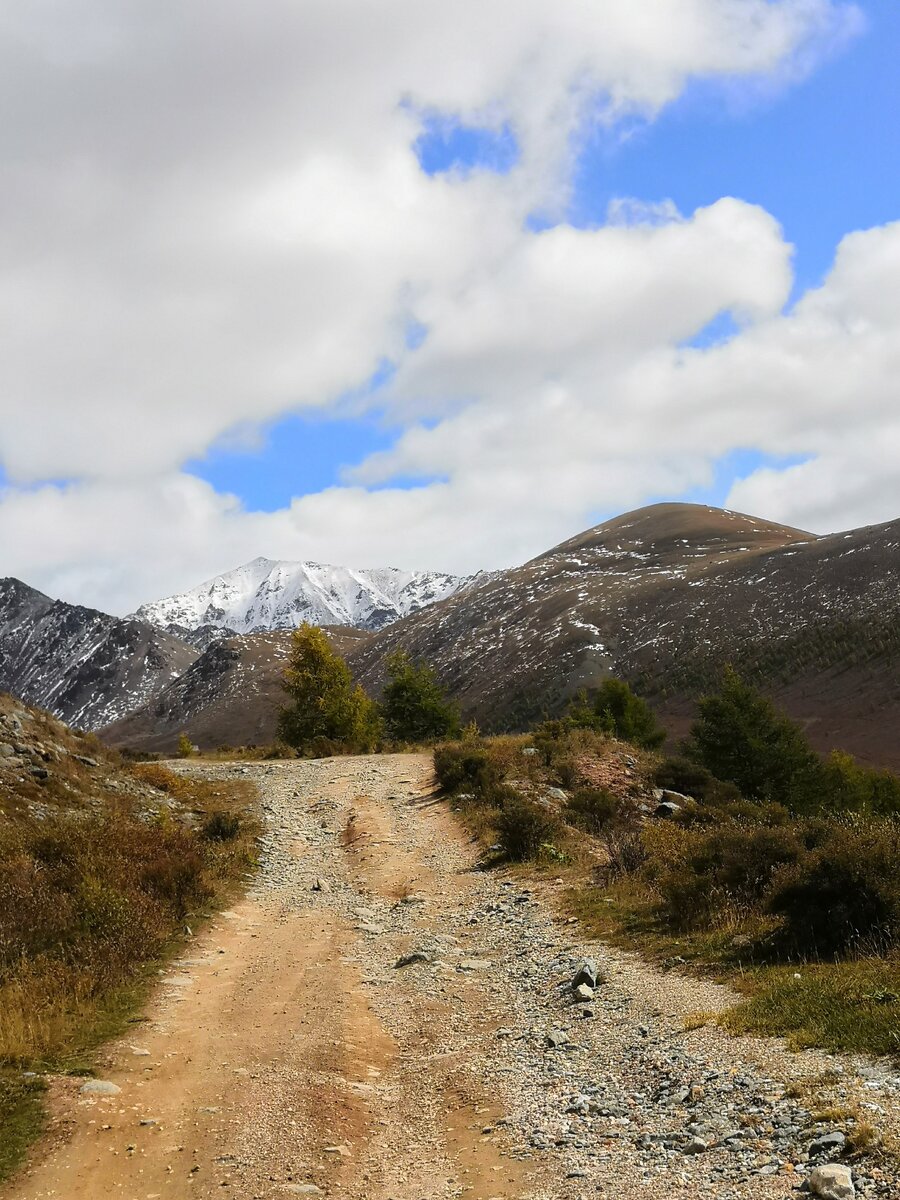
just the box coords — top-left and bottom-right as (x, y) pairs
(6, 754), (898, 1200)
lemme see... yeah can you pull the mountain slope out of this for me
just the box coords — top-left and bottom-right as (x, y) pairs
(101, 627), (371, 752)
(133, 557), (469, 634)
(348, 503), (900, 767)
(0, 577), (198, 730)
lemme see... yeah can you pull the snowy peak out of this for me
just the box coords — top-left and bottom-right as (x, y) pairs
(132, 558), (470, 634)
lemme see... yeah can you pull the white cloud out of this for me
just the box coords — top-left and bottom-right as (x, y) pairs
(0, 0), (876, 613)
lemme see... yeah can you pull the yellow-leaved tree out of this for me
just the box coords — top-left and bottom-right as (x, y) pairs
(277, 623), (380, 756)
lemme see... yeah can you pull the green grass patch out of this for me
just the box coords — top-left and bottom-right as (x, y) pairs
(723, 960), (900, 1057)
(0, 1072), (46, 1184)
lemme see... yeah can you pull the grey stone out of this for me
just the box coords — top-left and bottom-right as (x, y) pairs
(809, 1164), (855, 1200)
(809, 1131), (846, 1157)
(572, 958), (605, 990)
(546, 1029), (569, 1049)
(0, 743), (14, 757)
(683, 1137), (709, 1154)
(573, 983), (595, 1003)
(311, 877), (330, 892)
(80, 1080), (121, 1095)
(394, 951), (431, 968)
(545, 787), (568, 802)
(654, 801), (682, 818)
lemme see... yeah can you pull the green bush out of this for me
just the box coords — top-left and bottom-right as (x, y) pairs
(654, 822), (804, 930)
(202, 811), (241, 842)
(568, 679), (665, 749)
(381, 650), (460, 743)
(563, 787), (619, 834)
(433, 743), (503, 799)
(496, 797), (562, 862)
(768, 822), (900, 956)
(653, 756), (742, 806)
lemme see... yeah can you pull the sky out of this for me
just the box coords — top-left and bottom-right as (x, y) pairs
(1, 1), (899, 614)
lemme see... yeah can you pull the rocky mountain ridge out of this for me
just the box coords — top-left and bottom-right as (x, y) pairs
(0, 577), (198, 731)
(133, 556), (471, 634)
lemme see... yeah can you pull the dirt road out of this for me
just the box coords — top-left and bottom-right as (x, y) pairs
(6, 755), (897, 1199)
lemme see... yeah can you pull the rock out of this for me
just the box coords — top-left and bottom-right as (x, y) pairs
(572, 958), (605, 990)
(545, 787), (568, 802)
(74, 755), (99, 767)
(654, 801), (681, 818)
(683, 1137), (708, 1154)
(311, 877), (330, 892)
(810, 1131), (846, 1157)
(281, 1187), (324, 1196)
(573, 983), (595, 1003)
(394, 951), (431, 968)
(80, 1080), (121, 1096)
(458, 958), (492, 971)
(546, 1029), (569, 1049)
(30, 766), (49, 780)
(0, 743), (14, 757)
(521, 747), (539, 757)
(809, 1164), (855, 1200)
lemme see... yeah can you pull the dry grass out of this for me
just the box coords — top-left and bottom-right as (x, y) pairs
(0, 758), (258, 1183)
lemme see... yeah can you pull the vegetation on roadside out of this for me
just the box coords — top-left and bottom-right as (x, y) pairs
(434, 673), (900, 1059)
(278, 624), (381, 755)
(0, 731), (257, 1184)
(381, 649), (460, 743)
(277, 624), (460, 755)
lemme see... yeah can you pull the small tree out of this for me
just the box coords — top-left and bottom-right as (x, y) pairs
(177, 733), (194, 759)
(685, 668), (821, 810)
(278, 624), (380, 755)
(568, 679), (665, 749)
(380, 650), (460, 743)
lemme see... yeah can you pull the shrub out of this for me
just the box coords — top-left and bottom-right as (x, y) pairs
(652, 756), (742, 806)
(381, 650), (460, 743)
(496, 797), (562, 861)
(433, 743), (503, 799)
(568, 679), (665, 749)
(177, 733), (194, 759)
(653, 822), (804, 931)
(821, 751), (900, 816)
(768, 822), (900, 956)
(563, 788), (619, 834)
(202, 811), (241, 842)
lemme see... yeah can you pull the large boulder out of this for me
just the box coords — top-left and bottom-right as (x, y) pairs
(809, 1164), (855, 1200)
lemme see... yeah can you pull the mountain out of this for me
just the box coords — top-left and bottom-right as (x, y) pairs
(0, 577), (198, 731)
(102, 627), (371, 753)
(132, 557), (470, 635)
(348, 503), (900, 768)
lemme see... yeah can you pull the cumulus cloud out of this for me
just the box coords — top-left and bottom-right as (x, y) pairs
(0, 0), (877, 612)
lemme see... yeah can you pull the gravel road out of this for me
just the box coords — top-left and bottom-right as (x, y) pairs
(7, 755), (898, 1200)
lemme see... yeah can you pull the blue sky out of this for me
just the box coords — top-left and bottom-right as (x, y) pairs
(188, 2), (899, 517)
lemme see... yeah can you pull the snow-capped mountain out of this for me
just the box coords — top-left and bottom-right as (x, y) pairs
(132, 557), (470, 634)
